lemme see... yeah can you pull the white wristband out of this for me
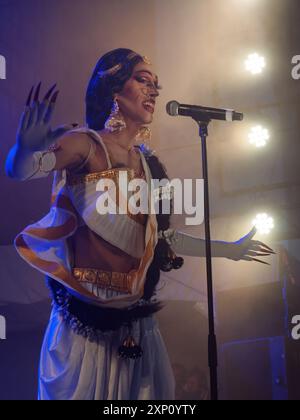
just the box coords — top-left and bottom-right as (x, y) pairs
(25, 151), (56, 180)
(158, 228), (180, 245)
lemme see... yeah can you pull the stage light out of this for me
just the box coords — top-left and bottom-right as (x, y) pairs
(245, 53), (266, 75)
(248, 125), (270, 148)
(252, 213), (274, 235)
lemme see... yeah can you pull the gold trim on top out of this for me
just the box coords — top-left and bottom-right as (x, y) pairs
(66, 167), (146, 186)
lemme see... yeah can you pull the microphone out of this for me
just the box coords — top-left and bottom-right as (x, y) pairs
(166, 100), (243, 122)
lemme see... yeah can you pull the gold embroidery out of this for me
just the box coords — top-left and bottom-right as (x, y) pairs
(73, 267), (136, 294)
(66, 167), (146, 186)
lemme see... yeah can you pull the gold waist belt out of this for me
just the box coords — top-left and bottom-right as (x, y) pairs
(72, 267), (136, 293)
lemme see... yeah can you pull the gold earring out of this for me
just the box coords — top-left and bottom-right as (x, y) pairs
(104, 98), (126, 133)
(134, 126), (152, 146)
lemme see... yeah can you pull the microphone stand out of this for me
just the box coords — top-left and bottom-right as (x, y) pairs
(194, 117), (218, 401)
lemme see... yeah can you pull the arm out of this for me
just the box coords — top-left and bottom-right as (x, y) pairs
(159, 229), (230, 257)
(6, 133), (97, 181)
(158, 227), (275, 263)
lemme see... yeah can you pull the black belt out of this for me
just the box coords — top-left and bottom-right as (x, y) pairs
(46, 276), (163, 359)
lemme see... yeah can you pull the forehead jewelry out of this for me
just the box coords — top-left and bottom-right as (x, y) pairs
(97, 63), (122, 78)
(127, 52), (151, 65)
(97, 53), (152, 78)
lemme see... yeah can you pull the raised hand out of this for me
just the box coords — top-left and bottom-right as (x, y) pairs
(226, 226), (275, 265)
(17, 82), (77, 152)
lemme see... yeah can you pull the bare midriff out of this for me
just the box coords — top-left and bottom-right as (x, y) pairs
(68, 226), (142, 272)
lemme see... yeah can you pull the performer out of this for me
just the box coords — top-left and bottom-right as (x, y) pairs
(5, 48), (274, 400)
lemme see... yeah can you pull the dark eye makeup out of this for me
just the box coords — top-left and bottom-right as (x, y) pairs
(135, 76), (162, 90)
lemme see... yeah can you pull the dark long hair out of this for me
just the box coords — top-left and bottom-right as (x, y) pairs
(86, 48), (183, 300)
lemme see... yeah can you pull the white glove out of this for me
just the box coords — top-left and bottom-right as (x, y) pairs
(158, 226), (275, 264)
(6, 82), (77, 180)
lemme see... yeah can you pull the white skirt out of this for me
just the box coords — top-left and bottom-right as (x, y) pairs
(38, 307), (175, 400)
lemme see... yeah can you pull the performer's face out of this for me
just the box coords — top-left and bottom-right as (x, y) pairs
(115, 61), (160, 126)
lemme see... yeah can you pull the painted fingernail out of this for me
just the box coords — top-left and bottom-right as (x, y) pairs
(26, 85), (34, 106)
(263, 249), (275, 254)
(261, 245), (275, 253)
(50, 90), (59, 104)
(251, 257), (266, 264)
(34, 81), (41, 102)
(266, 245), (275, 252)
(44, 83), (57, 101)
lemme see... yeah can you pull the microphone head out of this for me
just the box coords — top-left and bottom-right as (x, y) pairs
(166, 100), (180, 116)
(235, 112), (244, 121)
